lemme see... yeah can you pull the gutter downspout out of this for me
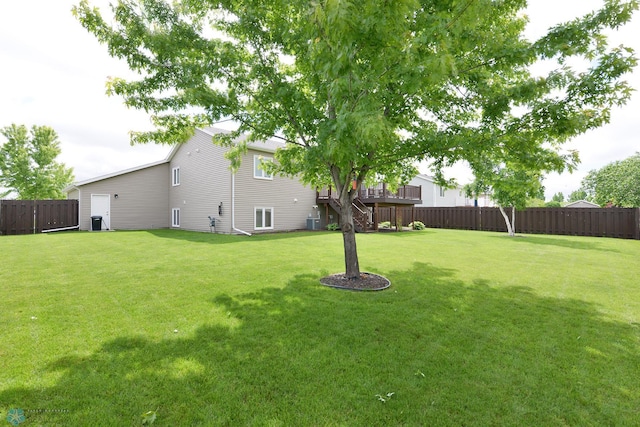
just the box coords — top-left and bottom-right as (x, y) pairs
(42, 225), (80, 233)
(231, 172), (252, 236)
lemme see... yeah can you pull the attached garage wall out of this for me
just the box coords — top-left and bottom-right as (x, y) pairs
(76, 163), (170, 230)
(67, 189), (79, 200)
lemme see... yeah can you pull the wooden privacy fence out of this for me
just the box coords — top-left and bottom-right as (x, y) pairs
(376, 207), (640, 240)
(0, 200), (79, 235)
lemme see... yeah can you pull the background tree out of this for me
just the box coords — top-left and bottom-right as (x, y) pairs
(493, 169), (544, 236)
(551, 192), (565, 203)
(523, 185), (546, 207)
(469, 156), (562, 236)
(581, 152), (640, 207)
(463, 180), (490, 207)
(527, 198), (547, 207)
(0, 124), (74, 199)
(544, 191), (565, 207)
(74, 0), (638, 280)
(568, 189), (590, 202)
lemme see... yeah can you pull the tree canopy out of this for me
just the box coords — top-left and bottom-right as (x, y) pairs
(568, 189), (589, 202)
(551, 192), (565, 203)
(74, 0), (638, 278)
(466, 162), (547, 235)
(0, 124), (74, 200)
(581, 152), (640, 207)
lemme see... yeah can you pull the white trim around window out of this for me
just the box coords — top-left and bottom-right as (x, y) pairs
(171, 208), (180, 227)
(253, 155), (273, 180)
(254, 207), (273, 230)
(172, 167), (180, 186)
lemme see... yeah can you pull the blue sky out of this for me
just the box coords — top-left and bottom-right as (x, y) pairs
(1, 0), (638, 199)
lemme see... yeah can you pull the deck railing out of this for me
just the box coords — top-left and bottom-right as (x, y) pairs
(317, 184), (421, 201)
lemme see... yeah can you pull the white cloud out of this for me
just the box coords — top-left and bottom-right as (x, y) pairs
(0, 0), (169, 182)
(1, 0), (638, 195)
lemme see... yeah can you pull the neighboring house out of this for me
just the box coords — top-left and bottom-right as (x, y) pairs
(409, 174), (473, 207)
(65, 127), (317, 234)
(565, 200), (600, 208)
(470, 193), (494, 207)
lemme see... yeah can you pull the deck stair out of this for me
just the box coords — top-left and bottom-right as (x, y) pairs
(328, 197), (373, 232)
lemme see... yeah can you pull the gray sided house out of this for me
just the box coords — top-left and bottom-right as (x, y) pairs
(408, 174), (495, 207)
(66, 127), (317, 234)
(409, 174), (470, 207)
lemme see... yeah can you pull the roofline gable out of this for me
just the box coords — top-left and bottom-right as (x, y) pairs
(66, 127), (287, 192)
(167, 127), (285, 161)
(66, 159), (168, 190)
(412, 173), (436, 183)
(566, 200), (600, 207)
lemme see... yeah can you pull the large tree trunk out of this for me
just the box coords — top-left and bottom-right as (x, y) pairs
(332, 164), (361, 280)
(499, 206), (515, 236)
(339, 191), (360, 279)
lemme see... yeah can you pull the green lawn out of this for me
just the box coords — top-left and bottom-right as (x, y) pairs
(1, 229), (639, 426)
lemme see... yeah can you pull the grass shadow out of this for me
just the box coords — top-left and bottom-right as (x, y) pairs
(145, 228), (335, 245)
(490, 234), (621, 252)
(1, 263), (638, 425)
(376, 229), (435, 237)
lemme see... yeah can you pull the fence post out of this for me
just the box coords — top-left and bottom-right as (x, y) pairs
(33, 201), (37, 234)
(635, 208), (640, 240)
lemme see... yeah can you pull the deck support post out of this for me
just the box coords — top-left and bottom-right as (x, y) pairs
(374, 203), (379, 231)
(396, 205), (403, 232)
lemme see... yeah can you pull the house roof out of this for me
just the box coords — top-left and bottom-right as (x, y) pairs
(411, 173), (465, 190)
(64, 159), (168, 192)
(565, 200), (600, 208)
(197, 127), (286, 154)
(164, 126), (284, 161)
(411, 173), (437, 184)
(65, 127), (286, 191)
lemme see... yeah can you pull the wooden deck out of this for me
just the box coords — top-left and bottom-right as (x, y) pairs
(316, 184), (422, 232)
(316, 184), (422, 206)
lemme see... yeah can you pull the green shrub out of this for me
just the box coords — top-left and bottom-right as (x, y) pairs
(378, 221), (391, 229)
(409, 221), (426, 230)
(326, 222), (340, 231)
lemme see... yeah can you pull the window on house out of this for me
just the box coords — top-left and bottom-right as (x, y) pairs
(172, 208), (180, 227)
(254, 207), (273, 230)
(439, 186), (446, 197)
(253, 155), (273, 180)
(172, 167), (180, 186)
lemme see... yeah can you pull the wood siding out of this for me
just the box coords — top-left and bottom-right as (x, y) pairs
(75, 164), (170, 230)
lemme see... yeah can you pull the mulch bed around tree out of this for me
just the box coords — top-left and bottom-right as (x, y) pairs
(319, 272), (391, 291)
